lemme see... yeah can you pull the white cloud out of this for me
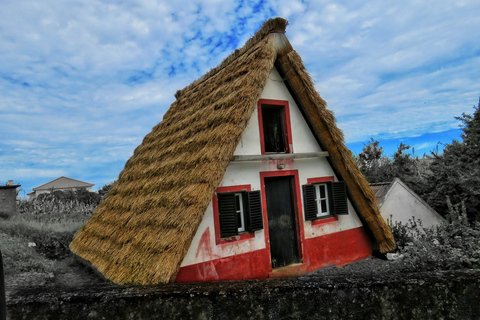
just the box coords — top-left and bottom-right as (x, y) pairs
(413, 142), (438, 151)
(283, 1), (480, 143)
(1, 168), (66, 181)
(1, 0), (480, 192)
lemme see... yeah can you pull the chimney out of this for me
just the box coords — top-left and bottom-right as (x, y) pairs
(6, 180), (14, 186)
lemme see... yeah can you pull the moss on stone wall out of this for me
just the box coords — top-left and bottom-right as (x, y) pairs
(6, 270), (480, 319)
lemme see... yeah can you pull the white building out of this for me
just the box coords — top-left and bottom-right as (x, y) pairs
(371, 178), (444, 228)
(27, 176), (94, 199)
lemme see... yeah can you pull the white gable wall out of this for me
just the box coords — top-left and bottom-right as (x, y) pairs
(233, 67), (322, 156)
(180, 67), (365, 268)
(379, 179), (444, 228)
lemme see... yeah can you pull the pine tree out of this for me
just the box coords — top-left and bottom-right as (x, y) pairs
(356, 139), (424, 189)
(425, 98), (480, 220)
(356, 138), (393, 183)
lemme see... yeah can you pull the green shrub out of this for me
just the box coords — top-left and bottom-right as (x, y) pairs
(36, 188), (101, 206)
(18, 197), (97, 216)
(389, 200), (480, 271)
(387, 215), (422, 251)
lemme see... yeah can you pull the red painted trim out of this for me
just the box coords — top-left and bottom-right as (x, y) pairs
(260, 170), (305, 269)
(257, 99), (293, 155)
(306, 176), (338, 225)
(175, 248), (271, 282)
(213, 185), (255, 245)
(311, 216), (338, 226)
(216, 185), (251, 193)
(175, 227), (371, 282)
(307, 176), (335, 184)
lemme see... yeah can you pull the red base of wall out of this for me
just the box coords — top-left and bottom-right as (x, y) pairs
(175, 227), (371, 283)
(175, 248), (271, 282)
(302, 226), (372, 271)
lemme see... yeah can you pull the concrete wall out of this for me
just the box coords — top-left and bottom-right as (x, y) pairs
(6, 269), (480, 320)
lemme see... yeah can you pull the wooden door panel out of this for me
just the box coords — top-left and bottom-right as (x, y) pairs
(265, 176), (300, 268)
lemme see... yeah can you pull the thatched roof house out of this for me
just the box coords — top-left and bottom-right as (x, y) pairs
(71, 17), (394, 285)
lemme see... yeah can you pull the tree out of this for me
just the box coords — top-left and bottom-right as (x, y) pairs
(75, 187), (101, 205)
(356, 139), (424, 187)
(391, 143), (429, 195)
(356, 138), (394, 183)
(425, 99), (480, 221)
(98, 181), (116, 198)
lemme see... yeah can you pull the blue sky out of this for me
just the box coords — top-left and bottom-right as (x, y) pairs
(1, 1), (479, 197)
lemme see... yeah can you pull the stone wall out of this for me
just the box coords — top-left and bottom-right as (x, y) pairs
(0, 186), (19, 219)
(6, 269), (480, 319)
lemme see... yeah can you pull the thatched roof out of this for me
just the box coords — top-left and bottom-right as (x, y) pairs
(70, 17), (394, 285)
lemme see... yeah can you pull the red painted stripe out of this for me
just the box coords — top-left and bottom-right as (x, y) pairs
(303, 226), (372, 271)
(175, 249), (271, 283)
(175, 227), (371, 282)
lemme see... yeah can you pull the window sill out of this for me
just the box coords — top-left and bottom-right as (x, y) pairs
(216, 232), (255, 245)
(311, 216), (338, 226)
(264, 151), (290, 154)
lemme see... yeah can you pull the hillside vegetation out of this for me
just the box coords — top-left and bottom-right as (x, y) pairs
(1, 189), (100, 287)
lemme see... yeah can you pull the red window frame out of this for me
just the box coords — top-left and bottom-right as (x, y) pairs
(257, 99), (293, 155)
(306, 176), (339, 226)
(212, 185), (256, 245)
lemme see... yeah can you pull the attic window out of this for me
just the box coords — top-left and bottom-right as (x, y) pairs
(302, 178), (348, 221)
(258, 99), (293, 154)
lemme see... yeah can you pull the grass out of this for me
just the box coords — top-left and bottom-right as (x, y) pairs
(2, 192), (479, 285)
(0, 230), (55, 276)
(1, 196), (94, 276)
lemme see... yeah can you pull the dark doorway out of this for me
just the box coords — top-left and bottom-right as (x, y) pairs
(261, 105), (287, 153)
(264, 176), (300, 268)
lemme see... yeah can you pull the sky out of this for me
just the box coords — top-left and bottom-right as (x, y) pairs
(1, 1), (479, 197)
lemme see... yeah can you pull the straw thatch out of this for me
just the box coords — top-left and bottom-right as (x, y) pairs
(70, 17), (394, 285)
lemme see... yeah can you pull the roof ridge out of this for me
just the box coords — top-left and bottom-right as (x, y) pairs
(33, 176), (94, 190)
(174, 17), (288, 100)
(369, 181), (392, 186)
